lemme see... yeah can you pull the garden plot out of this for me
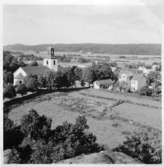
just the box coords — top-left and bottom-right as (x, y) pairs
(113, 103), (161, 130)
(8, 90), (161, 151)
(80, 89), (161, 109)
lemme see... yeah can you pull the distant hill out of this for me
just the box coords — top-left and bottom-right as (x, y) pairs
(4, 43), (161, 55)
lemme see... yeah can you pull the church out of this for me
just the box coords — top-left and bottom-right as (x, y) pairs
(13, 48), (58, 85)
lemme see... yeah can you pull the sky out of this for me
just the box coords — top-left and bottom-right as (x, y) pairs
(3, 1), (162, 45)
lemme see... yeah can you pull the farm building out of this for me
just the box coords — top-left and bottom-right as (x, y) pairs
(93, 79), (114, 90)
(14, 48), (58, 85)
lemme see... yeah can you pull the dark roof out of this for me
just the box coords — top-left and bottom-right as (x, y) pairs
(21, 65), (50, 76)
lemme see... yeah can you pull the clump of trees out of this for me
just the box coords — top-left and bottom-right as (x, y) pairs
(29, 61), (38, 66)
(113, 131), (161, 164)
(140, 71), (161, 97)
(24, 75), (38, 92)
(3, 71), (14, 85)
(82, 63), (117, 84)
(15, 84), (27, 96)
(3, 51), (26, 73)
(3, 51), (26, 87)
(4, 109), (103, 163)
(3, 84), (16, 98)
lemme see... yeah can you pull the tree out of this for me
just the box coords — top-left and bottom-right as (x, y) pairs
(20, 109), (52, 140)
(44, 71), (56, 90)
(24, 75), (38, 92)
(6, 109), (103, 164)
(82, 63), (117, 84)
(3, 84), (16, 98)
(18, 60), (26, 67)
(30, 61), (38, 66)
(38, 75), (47, 88)
(71, 66), (82, 81)
(3, 71), (13, 84)
(140, 86), (153, 96)
(4, 114), (24, 150)
(146, 71), (161, 86)
(82, 67), (95, 84)
(7, 148), (21, 163)
(16, 84), (27, 96)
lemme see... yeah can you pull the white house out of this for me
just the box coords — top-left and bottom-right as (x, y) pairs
(14, 47), (58, 85)
(93, 79), (114, 90)
(137, 65), (152, 76)
(118, 69), (147, 92)
(130, 73), (147, 92)
(119, 70), (133, 82)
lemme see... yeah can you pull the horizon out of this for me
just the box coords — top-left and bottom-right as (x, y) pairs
(4, 42), (162, 47)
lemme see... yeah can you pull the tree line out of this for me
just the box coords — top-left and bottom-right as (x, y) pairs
(4, 109), (103, 163)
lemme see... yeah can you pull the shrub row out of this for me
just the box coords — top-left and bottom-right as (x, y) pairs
(113, 131), (161, 164)
(4, 109), (103, 163)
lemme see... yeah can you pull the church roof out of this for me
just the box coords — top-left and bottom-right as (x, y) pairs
(21, 65), (50, 76)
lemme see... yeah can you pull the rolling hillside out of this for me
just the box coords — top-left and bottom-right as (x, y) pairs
(4, 43), (161, 55)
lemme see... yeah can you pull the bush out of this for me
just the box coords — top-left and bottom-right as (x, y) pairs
(20, 109), (52, 140)
(30, 61), (38, 66)
(24, 75), (38, 92)
(140, 86), (153, 96)
(3, 71), (13, 84)
(113, 132), (161, 164)
(7, 148), (21, 164)
(16, 84), (27, 96)
(3, 84), (16, 98)
(4, 115), (24, 150)
(5, 109), (103, 164)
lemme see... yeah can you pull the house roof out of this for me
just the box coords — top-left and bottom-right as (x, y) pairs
(119, 70), (133, 76)
(131, 73), (147, 88)
(21, 65), (50, 76)
(95, 79), (114, 86)
(15, 73), (25, 79)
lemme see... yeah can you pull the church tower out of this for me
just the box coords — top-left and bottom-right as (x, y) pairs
(43, 47), (58, 71)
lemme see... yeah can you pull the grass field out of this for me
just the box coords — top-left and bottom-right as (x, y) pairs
(9, 89), (161, 150)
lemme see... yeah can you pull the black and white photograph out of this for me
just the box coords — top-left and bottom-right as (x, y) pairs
(2, 0), (163, 165)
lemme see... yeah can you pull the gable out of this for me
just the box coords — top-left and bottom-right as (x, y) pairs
(14, 67), (27, 78)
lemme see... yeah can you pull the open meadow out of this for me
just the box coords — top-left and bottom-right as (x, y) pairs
(9, 88), (161, 151)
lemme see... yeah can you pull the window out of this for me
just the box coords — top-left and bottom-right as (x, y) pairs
(54, 60), (56, 65)
(47, 60), (48, 65)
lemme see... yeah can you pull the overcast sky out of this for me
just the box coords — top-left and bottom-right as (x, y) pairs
(3, 1), (162, 45)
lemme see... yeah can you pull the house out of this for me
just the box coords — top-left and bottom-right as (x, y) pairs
(137, 65), (152, 76)
(152, 63), (160, 71)
(93, 79), (114, 90)
(119, 70), (133, 82)
(13, 66), (50, 85)
(118, 69), (147, 92)
(130, 73), (147, 92)
(14, 47), (58, 85)
(111, 66), (117, 72)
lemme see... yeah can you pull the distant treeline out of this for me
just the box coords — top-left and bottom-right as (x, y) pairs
(4, 43), (161, 55)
